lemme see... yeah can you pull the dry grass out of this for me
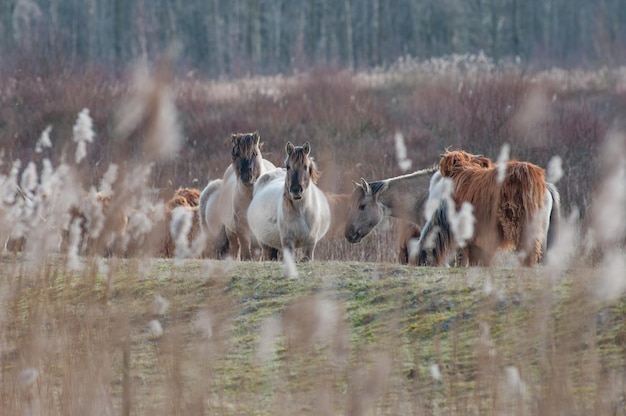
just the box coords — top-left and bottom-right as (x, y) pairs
(0, 59), (626, 415)
(1, 257), (625, 415)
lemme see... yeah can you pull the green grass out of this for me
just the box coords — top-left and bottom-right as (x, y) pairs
(2, 255), (624, 415)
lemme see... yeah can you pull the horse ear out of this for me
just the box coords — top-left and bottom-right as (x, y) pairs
(285, 141), (295, 155)
(231, 134), (240, 145)
(252, 131), (261, 145)
(359, 177), (371, 194)
(302, 141), (311, 155)
(478, 156), (492, 168)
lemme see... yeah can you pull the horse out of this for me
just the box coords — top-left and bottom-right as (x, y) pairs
(247, 141), (331, 262)
(343, 154), (514, 262)
(442, 150), (561, 257)
(343, 167), (439, 246)
(64, 191), (129, 257)
(324, 190), (423, 262)
(198, 179), (229, 258)
(416, 150), (554, 266)
(161, 187), (202, 258)
(215, 132), (276, 260)
(174, 187), (201, 206)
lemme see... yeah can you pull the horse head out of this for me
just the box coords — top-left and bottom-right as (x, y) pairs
(344, 177), (388, 243)
(439, 149), (494, 177)
(231, 132), (264, 186)
(284, 141), (319, 201)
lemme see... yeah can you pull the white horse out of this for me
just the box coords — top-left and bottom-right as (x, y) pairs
(215, 132), (276, 260)
(248, 141), (331, 262)
(198, 178), (229, 258)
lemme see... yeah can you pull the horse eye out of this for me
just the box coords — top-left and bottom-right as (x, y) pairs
(358, 204), (366, 211)
(286, 165), (290, 171)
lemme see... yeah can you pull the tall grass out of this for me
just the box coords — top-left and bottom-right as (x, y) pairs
(0, 58), (625, 415)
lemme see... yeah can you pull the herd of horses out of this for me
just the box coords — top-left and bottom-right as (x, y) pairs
(186, 131), (560, 267)
(53, 131), (558, 267)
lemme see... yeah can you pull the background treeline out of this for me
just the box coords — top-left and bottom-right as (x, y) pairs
(2, 0), (625, 76)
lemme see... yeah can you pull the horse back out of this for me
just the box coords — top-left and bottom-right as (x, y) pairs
(261, 158), (277, 172)
(199, 179), (223, 231)
(254, 168), (286, 197)
(248, 176), (283, 249)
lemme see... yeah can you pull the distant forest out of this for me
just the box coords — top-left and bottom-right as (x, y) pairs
(2, 0), (625, 76)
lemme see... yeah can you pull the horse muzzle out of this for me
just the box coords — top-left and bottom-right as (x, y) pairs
(241, 176), (255, 187)
(345, 229), (362, 243)
(289, 191), (303, 200)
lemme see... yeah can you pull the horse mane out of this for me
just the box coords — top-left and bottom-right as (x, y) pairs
(174, 187), (200, 207)
(355, 165), (438, 197)
(439, 149), (494, 177)
(368, 181), (388, 196)
(166, 187), (201, 210)
(232, 132), (263, 159)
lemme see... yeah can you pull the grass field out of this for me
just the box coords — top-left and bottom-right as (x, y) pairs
(2, 254), (626, 415)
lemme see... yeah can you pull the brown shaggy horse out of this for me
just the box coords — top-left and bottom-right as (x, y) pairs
(423, 150), (548, 266)
(439, 150), (494, 175)
(161, 187), (202, 257)
(65, 192), (129, 256)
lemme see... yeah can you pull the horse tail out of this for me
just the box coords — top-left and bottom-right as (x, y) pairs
(199, 179), (222, 230)
(503, 163), (546, 221)
(545, 182), (561, 255)
(411, 198), (455, 266)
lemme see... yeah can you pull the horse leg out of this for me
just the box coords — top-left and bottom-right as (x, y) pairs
(261, 244), (278, 261)
(455, 247), (470, 267)
(239, 235), (253, 260)
(215, 226), (230, 259)
(226, 228), (240, 260)
(235, 220), (253, 260)
(301, 244), (315, 262)
(520, 238), (542, 267)
(467, 244), (495, 266)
